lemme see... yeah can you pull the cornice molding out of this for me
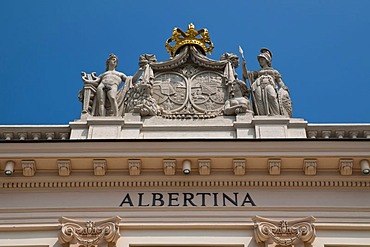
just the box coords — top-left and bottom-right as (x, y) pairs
(1, 141), (370, 157)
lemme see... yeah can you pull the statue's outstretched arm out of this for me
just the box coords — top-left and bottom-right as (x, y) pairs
(132, 67), (145, 83)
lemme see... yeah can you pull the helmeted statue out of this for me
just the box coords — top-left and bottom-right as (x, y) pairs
(221, 53), (252, 115)
(241, 48), (292, 117)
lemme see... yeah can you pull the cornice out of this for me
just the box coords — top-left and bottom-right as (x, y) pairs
(0, 140), (369, 190)
(1, 140), (370, 157)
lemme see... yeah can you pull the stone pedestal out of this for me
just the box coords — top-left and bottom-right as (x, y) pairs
(70, 114), (307, 140)
(234, 112), (254, 139)
(121, 113), (143, 139)
(253, 116), (307, 138)
(70, 114), (143, 140)
(87, 117), (125, 139)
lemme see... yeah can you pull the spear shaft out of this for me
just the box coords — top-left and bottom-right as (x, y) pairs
(238, 45), (258, 115)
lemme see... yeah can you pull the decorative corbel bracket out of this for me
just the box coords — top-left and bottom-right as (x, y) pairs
(198, 159), (211, 175)
(303, 159), (317, 176)
(268, 159), (281, 175)
(253, 215), (316, 247)
(339, 159), (353, 176)
(93, 159), (107, 176)
(21, 160), (36, 177)
(233, 159), (246, 176)
(128, 159), (141, 176)
(163, 159), (176, 175)
(59, 216), (121, 247)
(58, 160), (71, 176)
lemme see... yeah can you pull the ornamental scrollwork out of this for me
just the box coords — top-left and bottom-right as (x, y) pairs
(59, 216), (121, 247)
(253, 215), (316, 247)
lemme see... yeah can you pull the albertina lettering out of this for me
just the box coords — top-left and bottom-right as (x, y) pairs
(119, 192), (256, 207)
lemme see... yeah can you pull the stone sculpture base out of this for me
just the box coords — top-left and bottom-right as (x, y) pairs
(69, 113), (307, 139)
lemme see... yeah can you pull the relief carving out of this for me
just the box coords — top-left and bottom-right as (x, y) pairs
(21, 160), (36, 177)
(233, 159), (246, 176)
(58, 160), (71, 176)
(303, 160), (317, 176)
(339, 159), (353, 176)
(268, 159), (281, 175)
(198, 159), (211, 175)
(93, 159), (107, 176)
(163, 159), (177, 176)
(152, 72), (187, 115)
(59, 216), (121, 247)
(123, 54), (159, 116)
(253, 215), (316, 247)
(128, 159), (141, 176)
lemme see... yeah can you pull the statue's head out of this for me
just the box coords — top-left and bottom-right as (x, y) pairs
(139, 54), (157, 67)
(105, 53), (118, 71)
(220, 53), (239, 68)
(257, 48), (272, 67)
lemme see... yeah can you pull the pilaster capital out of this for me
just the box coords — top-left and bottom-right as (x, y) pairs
(59, 216), (121, 247)
(253, 215), (316, 246)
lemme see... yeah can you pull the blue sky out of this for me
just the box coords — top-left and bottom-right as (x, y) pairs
(1, 0), (369, 124)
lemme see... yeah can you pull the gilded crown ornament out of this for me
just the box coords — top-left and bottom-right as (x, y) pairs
(165, 23), (214, 58)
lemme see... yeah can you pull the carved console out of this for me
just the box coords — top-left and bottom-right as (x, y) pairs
(253, 216), (316, 247)
(233, 159), (246, 176)
(128, 159), (141, 176)
(268, 159), (281, 175)
(163, 159), (177, 175)
(59, 216), (121, 247)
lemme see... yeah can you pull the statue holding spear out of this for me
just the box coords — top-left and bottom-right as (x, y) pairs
(238, 46), (292, 117)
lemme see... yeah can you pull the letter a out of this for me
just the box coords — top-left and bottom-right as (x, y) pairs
(119, 193), (134, 207)
(241, 193), (256, 206)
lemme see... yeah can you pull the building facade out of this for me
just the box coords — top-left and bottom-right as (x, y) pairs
(0, 24), (370, 247)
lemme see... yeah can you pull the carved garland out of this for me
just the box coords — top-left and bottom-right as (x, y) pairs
(59, 216), (121, 247)
(253, 216), (316, 246)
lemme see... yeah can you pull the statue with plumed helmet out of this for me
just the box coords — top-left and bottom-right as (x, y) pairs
(241, 48), (292, 117)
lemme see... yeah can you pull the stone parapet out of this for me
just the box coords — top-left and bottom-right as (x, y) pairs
(1, 120), (370, 140)
(306, 123), (370, 139)
(0, 125), (70, 141)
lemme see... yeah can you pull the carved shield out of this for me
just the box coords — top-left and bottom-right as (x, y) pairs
(190, 72), (226, 113)
(152, 73), (187, 113)
(153, 71), (226, 115)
